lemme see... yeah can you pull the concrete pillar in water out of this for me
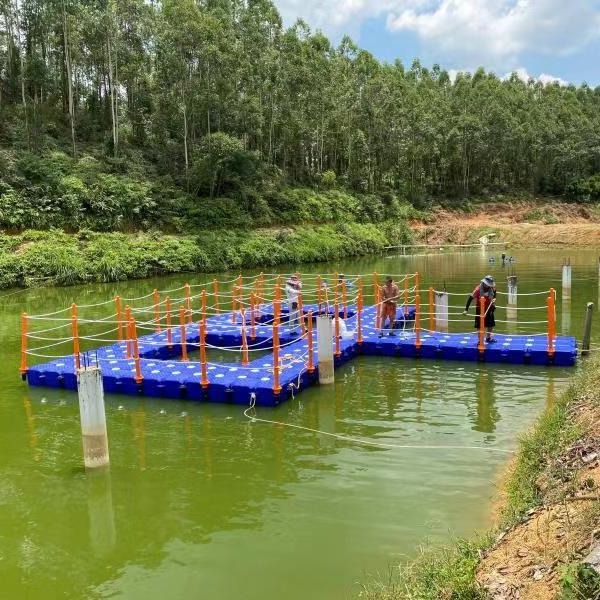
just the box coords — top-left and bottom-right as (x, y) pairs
(317, 315), (334, 385)
(77, 366), (110, 470)
(434, 291), (448, 333)
(507, 275), (518, 327)
(562, 258), (572, 300)
(582, 302), (594, 356)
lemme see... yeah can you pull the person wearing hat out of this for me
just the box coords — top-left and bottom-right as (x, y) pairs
(463, 275), (497, 343)
(285, 274), (302, 334)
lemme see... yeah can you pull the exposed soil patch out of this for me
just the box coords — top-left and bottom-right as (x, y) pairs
(413, 201), (600, 246)
(477, 401), (600, 599)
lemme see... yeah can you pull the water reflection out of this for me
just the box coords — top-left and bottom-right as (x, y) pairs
(86, 470), (116, 557)
(561, 299), (571, 336)
(22, 396), (41, 462)
(471, 368), (500, 436)
(131, 407), (146, 470)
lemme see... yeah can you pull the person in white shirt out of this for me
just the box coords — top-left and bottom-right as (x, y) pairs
(285, 274), (302, 334)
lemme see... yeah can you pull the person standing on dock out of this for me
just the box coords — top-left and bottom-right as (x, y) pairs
(285, 274), (302, 334)
(463, 275), (497, 343)
(379, 276), (400, 337)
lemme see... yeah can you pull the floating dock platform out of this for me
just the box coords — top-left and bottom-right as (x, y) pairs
(25, 303), (578, 407)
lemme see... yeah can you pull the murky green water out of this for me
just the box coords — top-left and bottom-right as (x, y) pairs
(1, 248), (599, 599)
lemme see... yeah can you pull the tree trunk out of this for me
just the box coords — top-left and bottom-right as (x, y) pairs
(182, 87), (189, 190)
(13, 0), (29, 147)
(107, 29), (118, 158)
(62, 1), (76, 157)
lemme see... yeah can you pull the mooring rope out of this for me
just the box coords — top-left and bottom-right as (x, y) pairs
(243, 395), (514, 454)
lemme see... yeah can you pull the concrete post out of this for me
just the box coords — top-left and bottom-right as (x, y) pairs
(317, 315), (334, 385)
(434, 291), (448, 333)
(77, 367), (110, 470)
(582, 302), (594, 356)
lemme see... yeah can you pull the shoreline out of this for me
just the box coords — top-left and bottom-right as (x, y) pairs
(363, 357), (600, 599)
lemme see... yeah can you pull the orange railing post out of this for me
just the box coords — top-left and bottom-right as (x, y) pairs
(547, 288), (556, 357)
(274, 290), (281, 327)
(213, 279), (220, 313)
(125, 304), (132, 358)
(166, 297), (172, 348)
(231, 284), (238, 324)
(71, 303), (81, 370)
(153, 289), (161, 332)
(478, 297), (486, 353)
(273, 312), (281, 395)
(200, 319), (209, 389)
(115, 295), (123, 341)
(201, 289), (207, 319)
(334, 302), (341, 357)
(179, 306), (189, 362)
(414, 294), (421, 349)
(131, 317), (143, 384)
(250, 292), (257, 340)
(185, 283), (192, 324)
(241, 309), (249, 366)
(307, 310), (315, 372)
(357, 279), (363, 345)
(20, 312), (28, 377)
(275, 276), (282, 308)
(429, 286), (435, 331)
(415, 272), (420, 295)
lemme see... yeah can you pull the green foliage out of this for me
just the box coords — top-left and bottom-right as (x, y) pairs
(321, 170), (336, 188)
(2, 0), (600, 226)
(560, 563), (600, 599)
(191, 133), (261, 198)
(362, 538), (488, 600)
(0, 223), (404, 290)
(502, 379), (583, 525)
(566, 176), (600, 203)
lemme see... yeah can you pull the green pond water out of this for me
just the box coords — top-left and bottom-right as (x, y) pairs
(2, 247), (599, 599)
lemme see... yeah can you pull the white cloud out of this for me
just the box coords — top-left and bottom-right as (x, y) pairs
(505, 67), (568, 86)
(275, 0), (600, 70)
(447, 66), (569, 85)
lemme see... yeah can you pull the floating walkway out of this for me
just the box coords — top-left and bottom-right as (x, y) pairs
(21, 273), (577, 406)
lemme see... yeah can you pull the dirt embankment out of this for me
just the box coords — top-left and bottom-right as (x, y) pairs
(413, 201), (600, 246)
(477, 397), (600, 599)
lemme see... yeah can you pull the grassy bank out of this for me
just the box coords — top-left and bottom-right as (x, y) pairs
(363, 359), (600, 599)
(0, 222), (412, 290)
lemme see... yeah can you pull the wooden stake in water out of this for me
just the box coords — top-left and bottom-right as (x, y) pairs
(317, 315), (334, 384)
(582, 302), (594, 356)
(77, 366), (110, 470)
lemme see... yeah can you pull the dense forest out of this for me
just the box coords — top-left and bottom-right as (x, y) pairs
(1, 0), (600, 234)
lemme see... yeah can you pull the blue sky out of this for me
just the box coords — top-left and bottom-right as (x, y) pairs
(275, 0), (600, 86)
